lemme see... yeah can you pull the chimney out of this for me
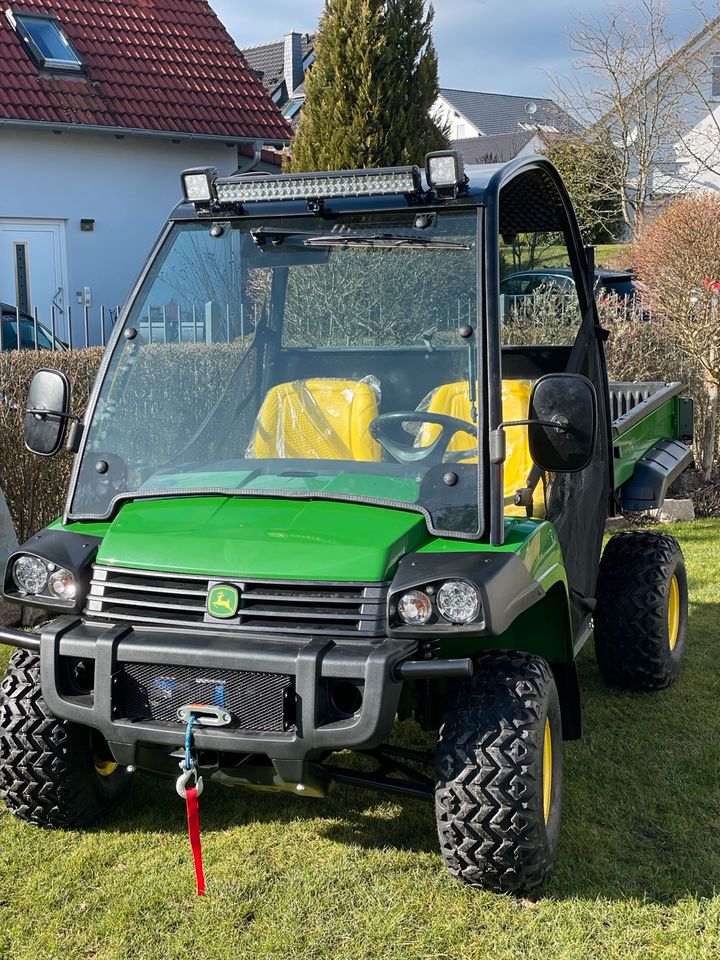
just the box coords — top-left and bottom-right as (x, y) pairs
(283, 32), (303, 97)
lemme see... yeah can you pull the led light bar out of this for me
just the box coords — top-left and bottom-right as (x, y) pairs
(214, 166), (421, 205)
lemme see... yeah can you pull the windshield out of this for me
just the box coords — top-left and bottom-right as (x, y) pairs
(70, 210), (482, 537)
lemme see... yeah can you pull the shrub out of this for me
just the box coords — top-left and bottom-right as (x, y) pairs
(631, 193), (720, 479)
(603, 312), (706, 450)
(0, 306), (711, 543)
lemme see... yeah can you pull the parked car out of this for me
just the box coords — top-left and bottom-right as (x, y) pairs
(0, 303), (66, 350)
(500, 268), (642, 315)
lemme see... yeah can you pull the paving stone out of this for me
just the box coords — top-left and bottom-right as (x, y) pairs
(652, 499), (695, 523)
(605, 516), (629, 530)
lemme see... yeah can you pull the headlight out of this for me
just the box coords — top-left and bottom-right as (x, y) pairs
(48, 568), (76, 601)
(12, 556), (49, 595)
(436, 580), (480, 624)
(397, 590), (433, 625)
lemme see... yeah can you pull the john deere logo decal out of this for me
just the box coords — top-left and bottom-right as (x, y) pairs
(207, 584), (239, 619)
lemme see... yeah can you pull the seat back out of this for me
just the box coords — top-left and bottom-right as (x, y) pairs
(247, 378), (381, 461)
(416, 379), (535, 512)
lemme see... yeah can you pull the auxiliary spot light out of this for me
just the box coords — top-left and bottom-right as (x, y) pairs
(180, 167), (219, 204)
(425, 150), (466, 197)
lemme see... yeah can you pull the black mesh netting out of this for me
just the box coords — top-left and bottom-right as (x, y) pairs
(543, 318), (611, 634)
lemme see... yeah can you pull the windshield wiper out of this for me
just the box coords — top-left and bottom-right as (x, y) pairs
(250, 227), (470, 251)
(304, 233), (471, 250)
(251, 227), (320, 246)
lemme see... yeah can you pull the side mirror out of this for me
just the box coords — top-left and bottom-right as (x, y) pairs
(24, 368), (71, 456)
(528, 373), (597, 473)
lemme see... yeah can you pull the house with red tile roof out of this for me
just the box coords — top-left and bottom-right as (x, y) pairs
(0, 0), (290, 342)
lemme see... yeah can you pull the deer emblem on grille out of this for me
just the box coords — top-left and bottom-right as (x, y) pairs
(207, 584), (239, 618)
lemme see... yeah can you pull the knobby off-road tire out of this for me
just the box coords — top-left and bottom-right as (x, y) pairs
(594, 531), (688, 689)
(435, 652), (563, 894)
(0, 648), (130, 827)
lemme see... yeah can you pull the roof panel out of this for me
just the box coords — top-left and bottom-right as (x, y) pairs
(440, 88), (578, 137)
(242, 33), (315, 96)
(0, 0), (292, 141)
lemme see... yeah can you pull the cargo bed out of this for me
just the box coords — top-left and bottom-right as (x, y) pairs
(609, 381), (693, 511)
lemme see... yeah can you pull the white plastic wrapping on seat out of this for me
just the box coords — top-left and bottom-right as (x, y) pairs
(247, 376), (382, 461)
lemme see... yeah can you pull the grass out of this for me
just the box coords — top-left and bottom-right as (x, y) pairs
(594, 243), (631, 268)
(530, 243), (630, 271)
(1, 520), (719, 959)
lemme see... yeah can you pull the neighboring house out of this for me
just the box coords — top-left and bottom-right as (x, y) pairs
(242, 32), (315, 129)
(454, 130), (548, 166)
(432, 88), (576, 141)
(242, 35), (572, 159)
(0, 0), (291, 342)
(621, 17), (720, 213)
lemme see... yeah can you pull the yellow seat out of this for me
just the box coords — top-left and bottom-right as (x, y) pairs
(247, 378), (382, 461)
(416, 379), (536, 515)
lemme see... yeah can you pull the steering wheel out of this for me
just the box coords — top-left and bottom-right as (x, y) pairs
(370, 412), (476, 465)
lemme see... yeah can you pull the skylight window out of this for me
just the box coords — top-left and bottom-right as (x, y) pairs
(6, 9), (84, 71)
(282, 99), (303, 119)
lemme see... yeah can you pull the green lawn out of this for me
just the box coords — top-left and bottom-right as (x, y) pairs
(532, 242), (630, 270)
(1, 520), (719, 959)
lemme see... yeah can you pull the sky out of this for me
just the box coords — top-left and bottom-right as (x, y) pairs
(209, 0), (705, 100)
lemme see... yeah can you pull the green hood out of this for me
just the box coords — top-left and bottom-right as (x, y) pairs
(95, 496), (431, 582)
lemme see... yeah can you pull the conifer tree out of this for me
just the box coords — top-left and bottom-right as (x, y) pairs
(290, 0), (447, 172)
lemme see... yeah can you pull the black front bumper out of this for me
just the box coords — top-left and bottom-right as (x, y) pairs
(39, 617), (418, 780)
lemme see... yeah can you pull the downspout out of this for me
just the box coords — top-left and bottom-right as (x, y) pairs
(236, 140), (264, 174)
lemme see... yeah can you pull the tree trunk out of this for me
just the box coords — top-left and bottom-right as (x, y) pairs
(701, 380), (719, 482)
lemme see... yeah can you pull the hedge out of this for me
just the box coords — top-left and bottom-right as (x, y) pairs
(0, 349), (103, 543)
(0, 320), (707, 543)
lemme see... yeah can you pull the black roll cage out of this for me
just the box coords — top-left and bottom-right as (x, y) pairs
(62, 156), (609, 548)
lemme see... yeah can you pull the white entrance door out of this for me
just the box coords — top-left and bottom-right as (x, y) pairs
(0, 220), (69, 338)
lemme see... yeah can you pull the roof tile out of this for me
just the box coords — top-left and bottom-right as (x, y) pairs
(0, 0), (291, 141)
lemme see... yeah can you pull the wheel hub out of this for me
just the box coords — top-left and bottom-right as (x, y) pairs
(543, 718), (552, 824)
(668, 574), (680, 651)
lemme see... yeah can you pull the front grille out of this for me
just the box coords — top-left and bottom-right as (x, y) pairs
(85, 565), (388, 637)
(120, 662), (295, 731)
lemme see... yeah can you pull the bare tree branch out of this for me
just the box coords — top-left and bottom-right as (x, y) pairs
(551, 1), (709, 239)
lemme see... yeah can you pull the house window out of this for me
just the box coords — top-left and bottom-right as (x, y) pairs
(713, 55), (720, 98)
(13, 243), (30, 314)
(6, 10), (84, 71)
(282, 99), (303, 119)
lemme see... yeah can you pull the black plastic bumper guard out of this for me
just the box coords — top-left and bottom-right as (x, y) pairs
(25, 616), (419, 794)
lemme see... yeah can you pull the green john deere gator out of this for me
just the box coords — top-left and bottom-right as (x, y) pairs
(0, 152), (694, 892)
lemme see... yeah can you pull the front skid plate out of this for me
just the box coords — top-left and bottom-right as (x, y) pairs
(128, 742), (435, 800)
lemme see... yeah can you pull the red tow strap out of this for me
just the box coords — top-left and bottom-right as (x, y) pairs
(185, 784), (206, 896)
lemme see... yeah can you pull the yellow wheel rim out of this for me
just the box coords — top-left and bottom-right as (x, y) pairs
(668, 574), (680, 652)
(94, 757), (119, 778)
(542, 719), (552, 825)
